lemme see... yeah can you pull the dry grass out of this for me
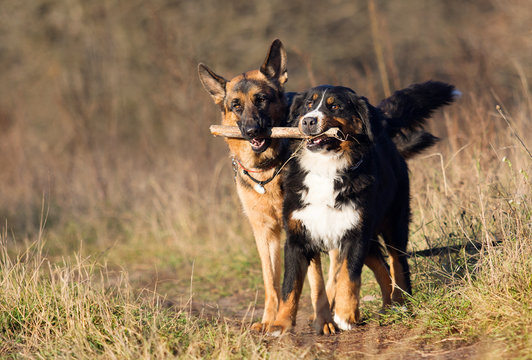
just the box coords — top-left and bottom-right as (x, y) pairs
(0, 229), (293, 358)
(0, 0), (531, 358)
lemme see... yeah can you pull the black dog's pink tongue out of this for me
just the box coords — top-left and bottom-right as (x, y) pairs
(309, 135), (326, 144)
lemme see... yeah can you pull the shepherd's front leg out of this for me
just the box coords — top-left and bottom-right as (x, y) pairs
(248, 224), (282, 332)
(307, 255), (336, 335)
(325, 249), (340, 308)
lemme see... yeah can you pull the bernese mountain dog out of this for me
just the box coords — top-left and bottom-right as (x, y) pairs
(270, 83), (457, 334)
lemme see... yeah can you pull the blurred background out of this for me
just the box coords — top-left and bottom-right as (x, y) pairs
(1, 2), (530, 355)
(0, 0), (530, 272)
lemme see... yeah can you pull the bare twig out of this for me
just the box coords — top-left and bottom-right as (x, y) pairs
(496, 105), (532, 159)
(368, 0), (391, 97)
(209, 125), (341, 139)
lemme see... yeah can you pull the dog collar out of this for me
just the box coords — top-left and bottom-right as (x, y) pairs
(231, 157), (282, 194)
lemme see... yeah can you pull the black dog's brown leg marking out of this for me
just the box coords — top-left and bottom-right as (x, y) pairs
(335, 256), (365, 330)
(388, 248), (411, 303)
(334, 257), (361, 330)
(364, 251), (393, 308)
(326, 248), (392, 311)
(332, 234), (372, 331)
(382, 192), (412, 304)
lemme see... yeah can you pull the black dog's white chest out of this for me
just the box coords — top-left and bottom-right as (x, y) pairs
(290, 150), (361, 251)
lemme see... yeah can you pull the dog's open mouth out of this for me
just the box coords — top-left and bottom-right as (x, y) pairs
(249, 137), (271, 153)
(306, 134), (338, 151)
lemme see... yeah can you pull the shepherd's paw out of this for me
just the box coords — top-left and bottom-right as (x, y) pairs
(250, 322), (267, 333)
(265, 319), (292, 336)
(312, 312), (337, 335)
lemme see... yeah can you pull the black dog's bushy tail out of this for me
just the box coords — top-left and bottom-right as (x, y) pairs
(392, 131), (439, 159)
(378, 81), (459, 159)
(379, 81), (458, 131)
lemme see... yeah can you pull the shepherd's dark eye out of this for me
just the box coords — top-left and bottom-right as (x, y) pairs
(305, 100), (313, 109)
(331, 104), (340, 111)
(254, 94), (267, 105)
(231, 100), (242, 112)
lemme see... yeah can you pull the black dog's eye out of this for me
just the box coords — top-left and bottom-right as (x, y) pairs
(305, 100), (313, 110)
(330, 104), (340, 111)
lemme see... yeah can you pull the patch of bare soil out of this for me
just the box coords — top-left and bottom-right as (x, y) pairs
(205, 292), (486, 359)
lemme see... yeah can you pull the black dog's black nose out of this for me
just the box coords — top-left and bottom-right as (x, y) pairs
(300, 117), (319, 135)
(301, 117), (317, 128)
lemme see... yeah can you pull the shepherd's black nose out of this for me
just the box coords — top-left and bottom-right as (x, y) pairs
(244, 124), (261, 138)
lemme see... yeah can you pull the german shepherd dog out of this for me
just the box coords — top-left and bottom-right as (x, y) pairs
(198, 40), (291, 331)
(198, 39), (457, 333)
(269, 83), (457, 334)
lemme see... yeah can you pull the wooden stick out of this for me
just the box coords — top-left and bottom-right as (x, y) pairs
(209, 125), (341, 139)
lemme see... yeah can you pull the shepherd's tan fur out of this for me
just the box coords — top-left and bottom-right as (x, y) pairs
(198, 40), (296, 330)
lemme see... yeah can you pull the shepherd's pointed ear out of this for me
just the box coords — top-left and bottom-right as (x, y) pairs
(260, 39), (288, 87)
(198, 63), (227, 105)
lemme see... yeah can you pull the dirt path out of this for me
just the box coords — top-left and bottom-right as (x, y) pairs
(189, 292), (484, 359)
(132, 268), (487, 358)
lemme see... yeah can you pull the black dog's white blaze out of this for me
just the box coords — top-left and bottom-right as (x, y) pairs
(291, 89), (360, 250)
(291, 147), (359, 252)
(303, 91), (327, 122)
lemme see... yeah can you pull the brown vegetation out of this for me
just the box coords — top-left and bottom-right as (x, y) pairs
(0, 0), (530, 358)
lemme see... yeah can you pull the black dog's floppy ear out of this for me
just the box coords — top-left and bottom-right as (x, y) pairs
(198, 63), (227, 106)
(260, 39), (288, 87)
(288, 92), (307, 126)
(347, 92), (375, 142)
